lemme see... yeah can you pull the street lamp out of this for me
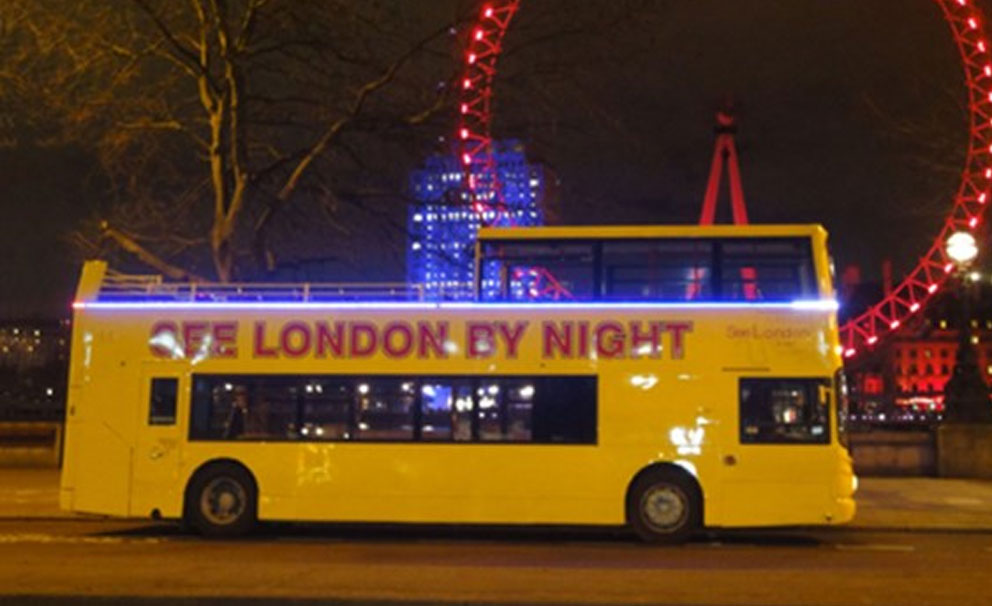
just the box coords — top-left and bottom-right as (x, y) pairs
(946, 231), (978, 266)
(942, 231), (992, 423)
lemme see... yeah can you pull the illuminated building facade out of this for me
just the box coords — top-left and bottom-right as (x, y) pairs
(407, 140), (548, 300)
(846, 283), (992, 423)
(0, 320), (69, 370)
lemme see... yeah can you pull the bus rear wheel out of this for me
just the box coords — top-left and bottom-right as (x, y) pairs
(185, 462), (257, 538)
(627, 469), (700, 544)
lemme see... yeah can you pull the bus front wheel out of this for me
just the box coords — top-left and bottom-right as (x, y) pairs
(626, 469), (700, 544)
(185, 462), (257, 538)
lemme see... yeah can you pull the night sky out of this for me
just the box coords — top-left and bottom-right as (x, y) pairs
(0, 0), (977, 317)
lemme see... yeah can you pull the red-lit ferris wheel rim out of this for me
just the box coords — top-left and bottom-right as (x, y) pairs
(458, 1), (521, 222)
(456, 0), (992, 357)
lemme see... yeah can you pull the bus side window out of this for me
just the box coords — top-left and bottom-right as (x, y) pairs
(421, 380), (474, 441)
(504, 380), (534, 441)
(480, 241), (595, 301)
(601, 240), (713, 301)
(148, 377), (178, 426)
(301, 379), (353, 440)
(720, 240), (816, 301)
(252, 378), (299, 439)
(477, 381), (507, 441)
(189, 377), (296, 440)
(531, 377), (597, 443)
(188, 374), (597, 445)
(355, 379), (416, 441)
(739, 378), (830, 444)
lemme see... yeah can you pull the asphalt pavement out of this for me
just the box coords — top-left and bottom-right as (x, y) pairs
(1, 469), (992, 605)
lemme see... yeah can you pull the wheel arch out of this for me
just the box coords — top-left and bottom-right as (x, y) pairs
(625, 462), (705, 525)
(182, 458), (258, 517)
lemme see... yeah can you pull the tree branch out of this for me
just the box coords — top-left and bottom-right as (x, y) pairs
(100, 221), (208, 282)
(274, 22), (451, 203)
(131, 0), (204, 80)
(210, 0), (248, 227)
(234, 0), (266, 51)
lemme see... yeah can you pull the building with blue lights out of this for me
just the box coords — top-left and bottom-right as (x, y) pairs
(407, 140), (550, 300)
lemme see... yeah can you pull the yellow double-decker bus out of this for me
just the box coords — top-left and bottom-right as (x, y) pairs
(61, 224), (855, 542)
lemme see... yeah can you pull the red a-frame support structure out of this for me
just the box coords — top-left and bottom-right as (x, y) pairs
(699, 109), (749, 225)
(698, 109), (756, 299)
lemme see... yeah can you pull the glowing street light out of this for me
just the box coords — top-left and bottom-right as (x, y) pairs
(946, 231), (979, 266)
(942, 230), (992, 423)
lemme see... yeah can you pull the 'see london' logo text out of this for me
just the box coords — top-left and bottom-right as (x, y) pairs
(726, 323), (812, 340)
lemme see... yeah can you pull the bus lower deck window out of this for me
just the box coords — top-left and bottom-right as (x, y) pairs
(739, 378), (830, 444)
(190, 374), (597, 445)
(148, 378), (178, 425)
(420, 380), (474, 441)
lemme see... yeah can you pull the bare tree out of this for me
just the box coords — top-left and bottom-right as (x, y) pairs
(862, 80), (969, 221)
(0, 0), (669, 282)
(0, 0), (460, 281)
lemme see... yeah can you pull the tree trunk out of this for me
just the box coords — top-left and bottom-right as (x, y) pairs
(211, 229), (233, 282)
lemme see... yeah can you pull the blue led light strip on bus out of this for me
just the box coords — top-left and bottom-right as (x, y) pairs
(72, 300), (839, 312)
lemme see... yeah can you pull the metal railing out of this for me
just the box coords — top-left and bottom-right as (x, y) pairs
(95, 274), (475, 303)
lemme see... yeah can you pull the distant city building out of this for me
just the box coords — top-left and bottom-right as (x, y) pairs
(0, 319), (69, 420)
(0, 320), (69, 370)
(845, 283), (992, 423)
(407, 140), (550, 300)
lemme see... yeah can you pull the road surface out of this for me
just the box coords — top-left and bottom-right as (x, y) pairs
(4, 470), (992, 605)
(0, 517), (990, 605)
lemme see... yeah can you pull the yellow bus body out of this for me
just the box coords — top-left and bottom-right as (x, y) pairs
(60, 224), (856, 530)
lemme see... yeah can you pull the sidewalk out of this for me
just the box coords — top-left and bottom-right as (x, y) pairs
(1, 468), (991, 530)
(850, 477), (992, 531)
(0, 468), (64, 518)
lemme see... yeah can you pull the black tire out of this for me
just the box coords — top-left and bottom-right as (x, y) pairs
(185, 462), (257, 538)
(626, 469), (701, 544)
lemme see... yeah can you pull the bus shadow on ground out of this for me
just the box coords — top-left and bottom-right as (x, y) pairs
(95, 521), (825, 547)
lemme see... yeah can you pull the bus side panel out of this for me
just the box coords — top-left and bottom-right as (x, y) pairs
(286, 445), (621, 525)
(178, 445), (617, 525)
(605, 380), (726, 528)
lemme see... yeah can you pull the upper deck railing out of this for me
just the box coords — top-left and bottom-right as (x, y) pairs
(81, 269), (838, 311)
(95, 270), (474, 303)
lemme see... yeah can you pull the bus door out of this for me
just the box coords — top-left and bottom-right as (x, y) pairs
(717, 377), (835, 526)
(131, 367), (185, 518)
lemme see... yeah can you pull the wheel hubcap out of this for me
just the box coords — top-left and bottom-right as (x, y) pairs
(641, 484), (688, 530)
(200, 477), (247, 526)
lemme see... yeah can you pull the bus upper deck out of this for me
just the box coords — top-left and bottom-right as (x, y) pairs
(79, 224), (834, 306)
